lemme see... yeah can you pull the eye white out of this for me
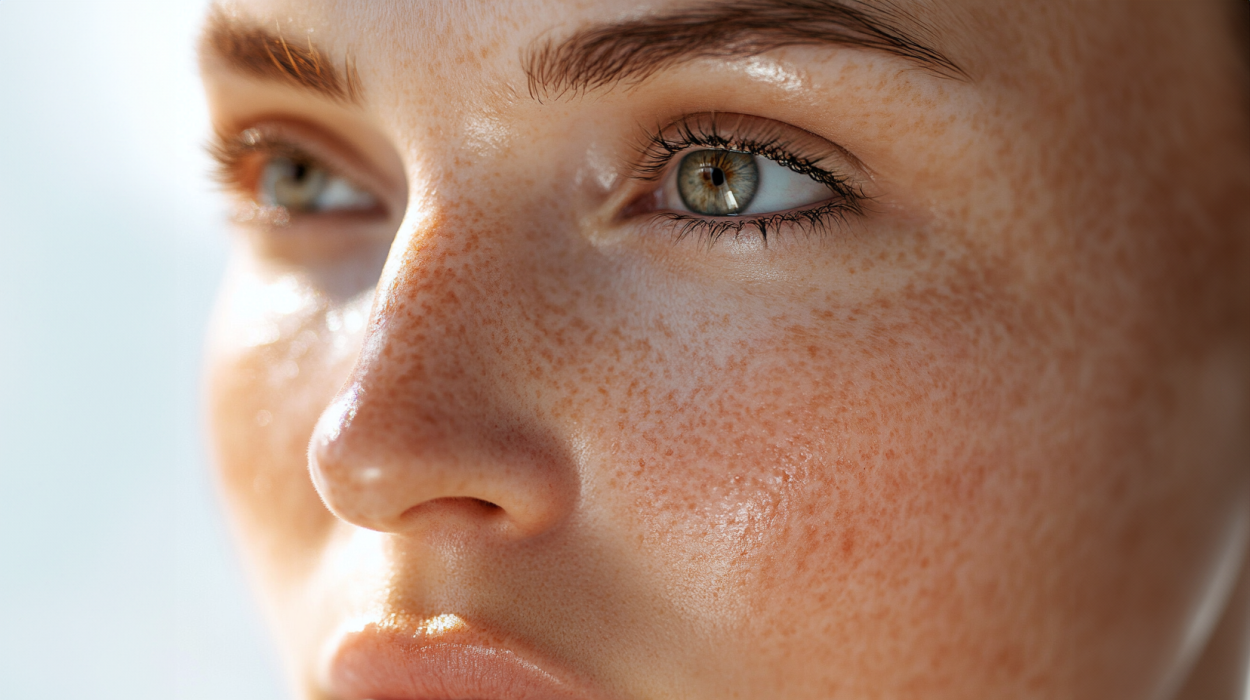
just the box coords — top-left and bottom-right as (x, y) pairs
(738, 156), (832, 215)
(662, 153), (834, 216)
(313, 175), (376, 211)
(258, 156), (376, 213)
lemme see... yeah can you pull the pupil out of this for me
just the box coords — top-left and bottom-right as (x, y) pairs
(292, 162), (308, 182)
(707, 167), (726, 188)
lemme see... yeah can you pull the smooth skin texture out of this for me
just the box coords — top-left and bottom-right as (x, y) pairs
(200, 0), (1250, 698)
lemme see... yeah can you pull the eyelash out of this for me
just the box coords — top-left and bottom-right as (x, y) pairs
(634, 115), (866, 244)
(210, 129), (289, 191)
(208, 128), (343, 224)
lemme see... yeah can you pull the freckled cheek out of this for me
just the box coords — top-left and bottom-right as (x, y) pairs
(567, 327), (847, 570)
(564, 288), (1041, 624)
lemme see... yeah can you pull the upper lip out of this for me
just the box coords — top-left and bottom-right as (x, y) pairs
(322, 612), (606, 700)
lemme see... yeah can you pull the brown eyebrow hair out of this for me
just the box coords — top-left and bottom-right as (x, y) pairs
(198, 5), (361, 102)
(524, 0), (967, 99)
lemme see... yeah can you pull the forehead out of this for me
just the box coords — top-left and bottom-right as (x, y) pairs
(206, 0), (1211, 128)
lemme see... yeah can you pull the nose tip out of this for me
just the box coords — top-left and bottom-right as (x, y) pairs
(307, 386), (576, 538)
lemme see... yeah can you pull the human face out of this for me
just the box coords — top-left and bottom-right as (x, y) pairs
(199, 1), (1250, 698)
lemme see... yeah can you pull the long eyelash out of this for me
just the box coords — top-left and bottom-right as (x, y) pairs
(633, 115), (867, 244)
(207, 128), (308, 194)
(207, 129), (321, 226)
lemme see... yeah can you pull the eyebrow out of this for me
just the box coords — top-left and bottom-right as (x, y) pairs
(198, 6), (361, 102)
(524, 0), (967, 99)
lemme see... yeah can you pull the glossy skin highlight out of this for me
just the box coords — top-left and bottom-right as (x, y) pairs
(200, 1), (1250, 698)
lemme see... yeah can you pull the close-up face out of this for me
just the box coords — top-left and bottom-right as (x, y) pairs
(198, 1), (1250, 698)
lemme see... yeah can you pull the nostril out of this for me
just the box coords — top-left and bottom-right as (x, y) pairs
(397, 496), (505, 526)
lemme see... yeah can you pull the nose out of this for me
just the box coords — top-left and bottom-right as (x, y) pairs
(307, 218), (578, 538)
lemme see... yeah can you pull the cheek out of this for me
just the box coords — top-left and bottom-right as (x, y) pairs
(607, 317), (1015, 545)
(533, 251), (1047, 682)
(205, 269), (365, 586)
(547, 246), (1237, 694)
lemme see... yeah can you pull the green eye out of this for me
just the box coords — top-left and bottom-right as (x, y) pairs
(258, 155), (375, 214)
(677, 149), (758, 216)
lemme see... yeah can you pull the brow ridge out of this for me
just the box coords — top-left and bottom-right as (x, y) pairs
(524, 0), (966, 100)
(199, 5), (361, 102)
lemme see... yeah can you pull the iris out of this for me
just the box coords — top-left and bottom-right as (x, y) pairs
(258, 155), (375, 213)
(677, 149), (759, 216)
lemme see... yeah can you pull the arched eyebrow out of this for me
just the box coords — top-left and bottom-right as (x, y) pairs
(523, 0), (967, 100)
(198, 6), (361, 103)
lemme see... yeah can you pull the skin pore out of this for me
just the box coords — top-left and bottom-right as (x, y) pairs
(199, 1), (1250, 698)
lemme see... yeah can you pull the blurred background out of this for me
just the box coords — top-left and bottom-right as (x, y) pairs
(0, 2), (286, 697)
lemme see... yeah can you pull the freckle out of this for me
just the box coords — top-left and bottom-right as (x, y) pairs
(841, 528), (857, 557)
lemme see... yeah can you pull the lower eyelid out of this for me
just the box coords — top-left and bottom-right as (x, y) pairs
(653, 198), (864, 248)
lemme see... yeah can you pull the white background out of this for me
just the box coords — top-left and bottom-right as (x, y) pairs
(0, 2), (286, 697)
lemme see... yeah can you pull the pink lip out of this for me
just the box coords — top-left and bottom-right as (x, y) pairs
(324, 619), (602, 700)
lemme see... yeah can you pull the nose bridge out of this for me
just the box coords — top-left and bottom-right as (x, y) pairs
(307, 209), (576, 537)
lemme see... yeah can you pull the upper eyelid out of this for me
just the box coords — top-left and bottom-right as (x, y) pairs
(634, 114), (848, 173)
(210, 126), (356, 185)
(207, 118), (398, 211)
(631, 113), (866, 201)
